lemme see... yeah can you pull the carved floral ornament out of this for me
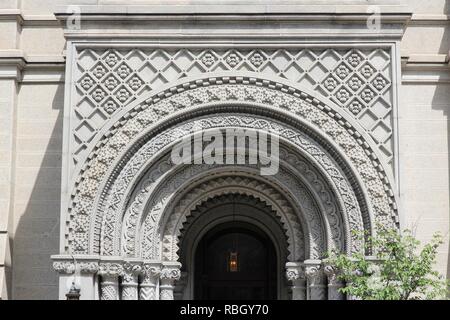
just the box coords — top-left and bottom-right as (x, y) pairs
(65, 77), (398, 261)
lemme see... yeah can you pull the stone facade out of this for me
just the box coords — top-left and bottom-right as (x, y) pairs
(0, 0), (449, 300)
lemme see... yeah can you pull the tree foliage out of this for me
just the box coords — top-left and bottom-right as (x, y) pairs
(325, 226), (449, 300)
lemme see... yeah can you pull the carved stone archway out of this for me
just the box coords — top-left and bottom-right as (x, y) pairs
(53, 77), (398, 301)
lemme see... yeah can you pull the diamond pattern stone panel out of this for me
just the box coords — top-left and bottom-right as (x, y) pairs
(73, 47), (394, 173)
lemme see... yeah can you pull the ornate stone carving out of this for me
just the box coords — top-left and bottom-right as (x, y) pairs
(158, 174), (309, 261)
(285, 262), (307, 300)
(98, 262), (124, 277)
(305, 263), (327, 300)
(121, 262), (141, 300)
(106, 116), (361, 260)
(52, 261), (99, 274)
(159, 266), (181, 300)
(160, 267), (181, 282)
(79, 262), (99, 274)
(66, 80), (396, 256)
(139, 264), (161, 301)
(72, 48), (394, 172)
(98, 262), (124, 300)
(286, 265), (305, 282)
(324, 264), (345, 300)
(53, 261), (76, 274)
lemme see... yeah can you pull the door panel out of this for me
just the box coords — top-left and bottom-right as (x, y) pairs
(194, 224), (277, 300)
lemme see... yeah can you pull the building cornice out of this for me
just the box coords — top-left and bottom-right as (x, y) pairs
(53, 4), (412, 41)
(401, 55), (450, 84)
(0, 51), (65, 82)
(54, 4), (412, 20)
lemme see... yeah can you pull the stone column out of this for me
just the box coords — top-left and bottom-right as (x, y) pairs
(304, 261), (326, 300)
(140, 263), (161, 300)
(285, 262), (306, 300)
(121, 262), (142, 300)
(159, 263), (181, 300)
(324, 265), (345, 300)
(99, 263), (123, 300)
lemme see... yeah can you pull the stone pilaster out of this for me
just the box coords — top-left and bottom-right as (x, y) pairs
(285, 262), (306, 300)
(324, 265), (345, 300)
(159, 263), (181, 300)
(140, 263), (161, 300)
(304, 261), (326, 300)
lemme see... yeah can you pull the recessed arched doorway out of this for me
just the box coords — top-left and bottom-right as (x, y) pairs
(177, 193), (290, 300)
(194, 221), (277, 300)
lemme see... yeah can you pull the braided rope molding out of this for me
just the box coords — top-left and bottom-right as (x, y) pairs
(119, 143), (346, 259)
(161, 176), (306, 261)
(67, 77), (397, 254)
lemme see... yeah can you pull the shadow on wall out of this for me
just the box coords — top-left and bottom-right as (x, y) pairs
(12, 84), (64, 300)
(435, 0), (450, 282)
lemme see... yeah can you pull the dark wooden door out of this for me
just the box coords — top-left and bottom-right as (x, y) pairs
(194, 224), (277, 300)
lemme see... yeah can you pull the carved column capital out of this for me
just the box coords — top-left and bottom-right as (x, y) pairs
(52, 258), (99, 275)
(160, 267), (182, 282)
(304, 264), (323, 286)
(285, 262), (305, 282)
(122, 262), (142, 281)
(78, 262), (99, 274)
(285, 262), (306, 300)
(53, 261), (76, 274)
(160, 262), (182, 300)
(140, 262), (162, 300)
(98, 262), (124, 277)
(304, 260), (326, 300)
(142, 263), (162, 283)
(323, 265), (340, 285)
(122, 261), (142, 301)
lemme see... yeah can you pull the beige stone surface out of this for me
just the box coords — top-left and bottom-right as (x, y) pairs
(0, 0), (448, 299)
(11, 83), (64, 299)
(399, 83), (450, 277)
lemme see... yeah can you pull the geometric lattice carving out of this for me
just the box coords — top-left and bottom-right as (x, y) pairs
(74, 47), (394, 172)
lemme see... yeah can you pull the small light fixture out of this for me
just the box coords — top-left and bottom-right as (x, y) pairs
(227, 200), (239, 272)
(66, 282), (81, 300)
(228, 251), (239, 272)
